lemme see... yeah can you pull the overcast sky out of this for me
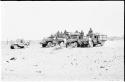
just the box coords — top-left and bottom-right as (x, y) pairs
(1, 1), (124, 41)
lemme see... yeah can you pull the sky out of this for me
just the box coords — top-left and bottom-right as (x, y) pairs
(0, 1), (124, 41)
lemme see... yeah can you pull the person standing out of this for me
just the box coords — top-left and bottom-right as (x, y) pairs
(88, 36), (93, 47)
(87, 28), (94, 38)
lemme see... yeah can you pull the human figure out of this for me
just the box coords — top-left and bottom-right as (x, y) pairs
(88, 36), (93, 47)
(88, 28), (94, 38)
(89, 28), (93, 33)
(80, 30), (84, 39)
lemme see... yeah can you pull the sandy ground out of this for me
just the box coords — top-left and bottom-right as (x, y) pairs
(1, 39), (124, 81)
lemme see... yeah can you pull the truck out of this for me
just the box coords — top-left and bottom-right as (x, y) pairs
(40, 36), (65, 47)
(66, 33), (107, 48)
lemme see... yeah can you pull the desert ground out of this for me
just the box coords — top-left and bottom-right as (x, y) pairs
(1, 39), (124, 81)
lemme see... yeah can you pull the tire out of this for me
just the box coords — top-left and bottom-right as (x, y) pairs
(69, 43), (73, 48)
(47, 42), (52, 47)
(59, 41), (64, 47)
(93, 44), (97, 47)
(13, 44), (19, 49)
(69, 42), (78, 48)
(73, 42), (78, 48)
(10, 45), (15, 49)
(42, 44), (47, 47)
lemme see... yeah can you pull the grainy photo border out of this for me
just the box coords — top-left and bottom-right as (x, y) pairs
(0, 1), (124, 82)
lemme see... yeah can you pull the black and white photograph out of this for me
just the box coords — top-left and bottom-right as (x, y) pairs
(0, 1), (124, 81)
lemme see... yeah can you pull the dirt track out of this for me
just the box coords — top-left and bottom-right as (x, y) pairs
(1, 39), (124, 81)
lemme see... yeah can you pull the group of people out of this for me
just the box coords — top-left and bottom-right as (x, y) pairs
(60, 28), (94, 46)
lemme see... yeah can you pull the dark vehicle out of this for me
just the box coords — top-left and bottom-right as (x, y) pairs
(10, 39), (30, 49)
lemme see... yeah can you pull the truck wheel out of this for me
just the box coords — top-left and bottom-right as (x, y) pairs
(59, 42), (64, 47)
(41, 44), (47, 47)
(47, 42), (52, 47)
(73, 42), (78, 48)
(93, 44), (97, 47)
(10, 45), (15, 49)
